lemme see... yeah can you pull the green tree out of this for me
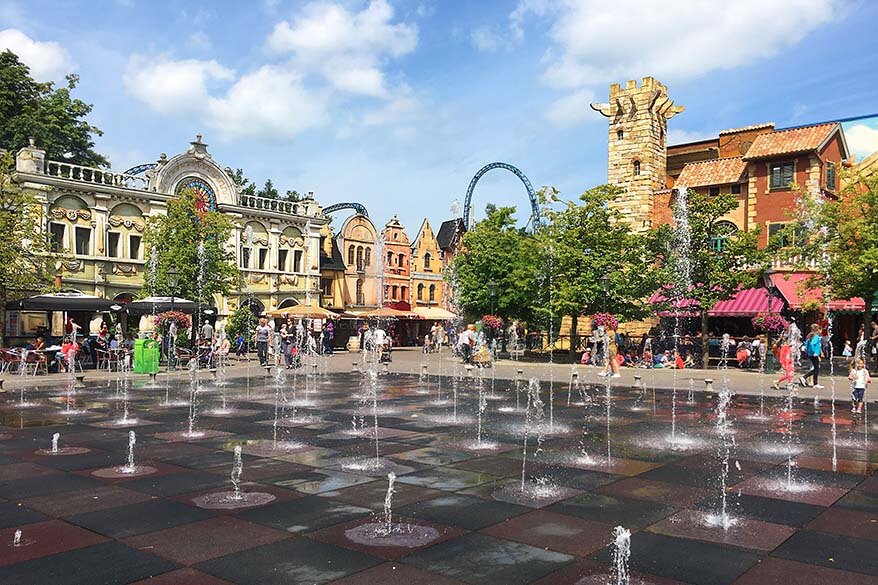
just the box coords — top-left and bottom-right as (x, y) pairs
(0, 51), (107, 167)
(0, 153), (57, 343)
(231, 168), (256, 196)
(537, 185), (664, 359)
(653, 190), (764, 362)
(257, 179), (278, 199)
(450, 205), (539, 322)
(775, 170), (878, 337)
(225, 304), (257, 342)
(142, 188), (241, 304)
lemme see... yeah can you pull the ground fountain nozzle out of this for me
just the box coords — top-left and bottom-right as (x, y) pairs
(704, 378), (714, 392)
(209, 368), (217, 379)
(148, 372), (157, 384)
(263, 365), (273, 376)
(311, 362), (318, 374)
(74, 373), (86, 388)
(352, 362), (359, 372)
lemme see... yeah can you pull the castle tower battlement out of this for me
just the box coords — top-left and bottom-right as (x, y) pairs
(591, 77), (684, 231)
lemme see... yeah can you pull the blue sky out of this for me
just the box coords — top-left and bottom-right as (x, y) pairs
(2, 0), (877, 232)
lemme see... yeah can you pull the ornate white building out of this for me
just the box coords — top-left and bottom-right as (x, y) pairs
(10, 135), (327, 318)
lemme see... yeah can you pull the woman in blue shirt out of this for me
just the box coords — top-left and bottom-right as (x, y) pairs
(800, 323), (823, 389)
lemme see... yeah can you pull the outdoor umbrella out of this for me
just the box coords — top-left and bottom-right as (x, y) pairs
(354, 307), (416, 319)
(5, 292), (121, 312)
(124, 296), (215, 316)
(412, 306), (458, 320)
(264, 305), (340, 319)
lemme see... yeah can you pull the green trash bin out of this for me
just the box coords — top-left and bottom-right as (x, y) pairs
(134, 339), (160, 374)
(142, 339), (159, 374)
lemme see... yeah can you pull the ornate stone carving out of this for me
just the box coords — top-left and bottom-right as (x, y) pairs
(62, 259), (83, 272)
(50, 207), (92, 222)
(280, 275), (299, 286)
(278, 235), (304, 247)
(113, 263), (139, 276)
(108, 215), (145, 232)
(249, 273), (267, 284)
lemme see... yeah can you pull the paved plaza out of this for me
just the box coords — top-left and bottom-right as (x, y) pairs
(0, 358), (876, 584)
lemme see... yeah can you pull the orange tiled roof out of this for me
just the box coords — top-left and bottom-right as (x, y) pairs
(742, 123), (838, 160)
(676, 157), (747, 188)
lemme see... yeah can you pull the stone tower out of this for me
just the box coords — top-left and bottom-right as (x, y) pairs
(591, 77), (684, 231)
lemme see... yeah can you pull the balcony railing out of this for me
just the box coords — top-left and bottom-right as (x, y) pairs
(239, 194), (310, 215)
(45, 161), (148, 190)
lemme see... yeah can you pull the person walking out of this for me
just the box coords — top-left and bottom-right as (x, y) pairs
(279, 323), (293, 369)
(254, 318), (272, 366)
(801, 323), (823, 389)
(772, 336), (795, 390)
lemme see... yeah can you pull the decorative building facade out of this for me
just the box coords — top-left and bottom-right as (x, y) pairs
(380, 215), (410, 307)
(335, 214), (380, 309)
(410, 219), (443, 308)
(11, 135), (326, 317)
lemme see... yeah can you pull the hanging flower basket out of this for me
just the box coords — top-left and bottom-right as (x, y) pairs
(155, 310), (191, 331)
(480, 314), (504, 334)
(751, 312), (789, 333)
(591, 312), (619, 331)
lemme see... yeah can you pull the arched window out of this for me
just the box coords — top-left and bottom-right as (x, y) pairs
(384, 285), (389, 300)
(356, 246), (363, 270)
(364, 247), (371, 266)
(386, 251), (393, 266)
(356, 279), (365, 305)
(401, 286), (407, 301)
(417, 283), (424, 300)
(428, 284), (436, 301)
(348, 245), (354, 265)
(398, 253), (405, 268)
(423, 252), (432, 270)
(392, 285), (398, 299)
(710, 221), (738, 252)
(633, 160), (641, 176)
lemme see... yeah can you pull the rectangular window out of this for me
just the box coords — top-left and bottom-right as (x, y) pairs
(277, 249), (288, 272)
(730, 184), (742, 195)
(768, 223), (790, 247)
(242, 247), (251, 269)
(258, 248), (268, 270)
(709, 187), (720, 197)
(74, 227), (91, 256)
(129, 235), (141, 259)
(107, 232), (120, 257)
(826, 162), (836, 191)
(769, 161), (795, 190)
(293, 250), (303, 273)
(710, 237), (726, 252)
(321, 278), (332, 297)
(50, 223), (66, 252)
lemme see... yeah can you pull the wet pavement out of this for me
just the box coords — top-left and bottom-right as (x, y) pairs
(0, 368), (876, 584)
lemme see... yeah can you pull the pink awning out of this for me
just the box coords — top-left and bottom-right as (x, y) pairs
(771, 273), (865, 313)
(707, 287), (783, 317)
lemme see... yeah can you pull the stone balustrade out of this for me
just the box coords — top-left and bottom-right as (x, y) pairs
(45, 161), (148, 190)
(239, 194), (315, 216)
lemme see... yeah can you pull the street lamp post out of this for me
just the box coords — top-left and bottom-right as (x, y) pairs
(488, 279), (497, 315)
(762, 268), (777, 371)
(600, 275), (609, 313)
(167, 267), (179, 371)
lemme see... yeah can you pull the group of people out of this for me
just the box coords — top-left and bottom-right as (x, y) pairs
(423, 322), (448, 353)
(771, 323), (873, 413)
(250, 316), (335, 368)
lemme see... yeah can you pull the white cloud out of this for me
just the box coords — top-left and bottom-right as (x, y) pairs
(124, 57), (325, 141)
(545, 88), (596, 127)
(205, 65), (327, 140)
(515, 0), (847, 88)
(505, 0), (847, 127)
(845, 123), (878, 159)
(470, 26), (500, 52)
(123, 57), (233, 115)
(0, 28), (74, 80)
(362, 92), (420, 126)
(267, 0), (417, 97)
